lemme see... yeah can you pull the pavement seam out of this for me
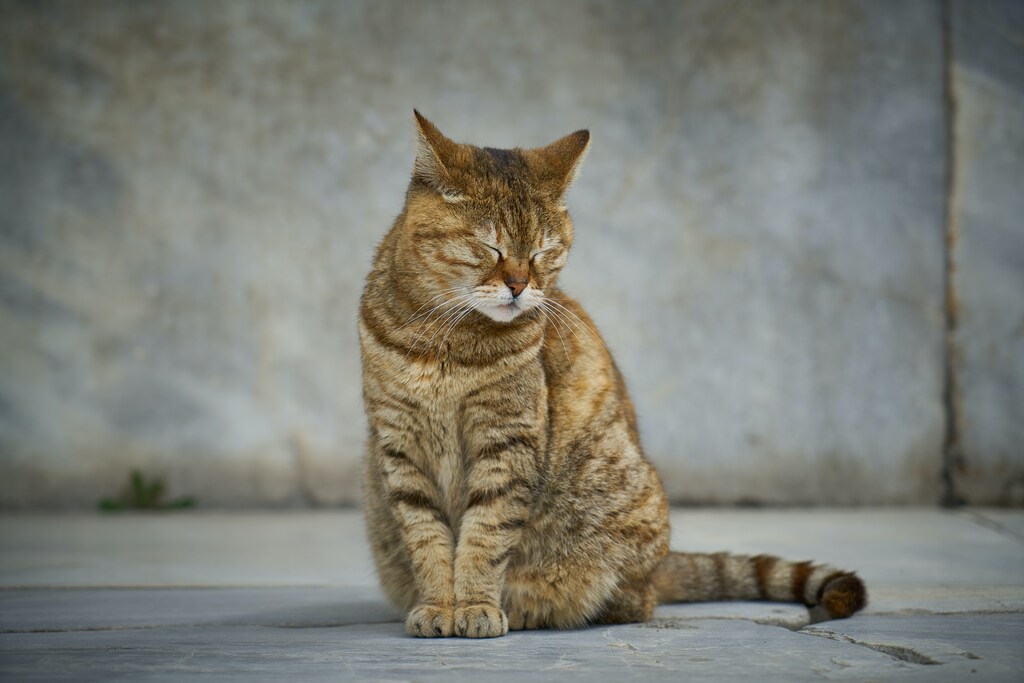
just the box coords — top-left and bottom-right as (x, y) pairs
(0, 618), (402, 635)
(962, 510), (1024, 545)
(799, 629), (943, 666)
(10, 610), (1022, 636)
(0, 584), (338, 591)
(0, 625), (172, 634)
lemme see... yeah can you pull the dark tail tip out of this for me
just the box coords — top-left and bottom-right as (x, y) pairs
(821, 573), (868, 619)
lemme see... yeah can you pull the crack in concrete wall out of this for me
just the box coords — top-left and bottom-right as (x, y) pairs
(941, 0), (966, 508)
(943, 0), (1024, 506)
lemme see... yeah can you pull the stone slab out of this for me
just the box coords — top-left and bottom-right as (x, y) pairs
(805, 613), (1024, 673)
(0, 587), (398, 633)
(1, 616), (1021, 682)
(1, 510), (1023, 681)
(0, 511), (374, 587)
(4, 510), (1023, 596)
(5, 586), (1022, 638)
(971, 509), (1024, 541)
(669, 509), (1024, 588)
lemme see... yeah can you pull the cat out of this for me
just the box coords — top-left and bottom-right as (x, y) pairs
(359, 111), (867, 638)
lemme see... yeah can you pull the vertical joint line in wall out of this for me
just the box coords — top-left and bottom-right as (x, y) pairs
(941, 0), (964, 507)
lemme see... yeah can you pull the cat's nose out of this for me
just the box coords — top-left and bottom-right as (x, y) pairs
(504, 276), (528, 298)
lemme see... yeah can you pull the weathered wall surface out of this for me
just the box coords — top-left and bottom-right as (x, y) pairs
(0, 0), (1015, 507)
(949, 0), (1024, 505)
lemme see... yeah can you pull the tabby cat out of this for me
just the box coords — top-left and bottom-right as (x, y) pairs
(359, 112), (866, 638)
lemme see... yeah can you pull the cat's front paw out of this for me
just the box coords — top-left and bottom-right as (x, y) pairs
(454, 603), (508, 638)
(406, 604), (454, 637)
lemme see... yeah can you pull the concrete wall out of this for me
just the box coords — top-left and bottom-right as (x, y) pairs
(948, 0), (1024, 505)
(0, 0), (1019, 507)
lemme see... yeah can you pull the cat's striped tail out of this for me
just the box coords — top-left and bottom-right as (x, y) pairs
(652, 551), (867, 620)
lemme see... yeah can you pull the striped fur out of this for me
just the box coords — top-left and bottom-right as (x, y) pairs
(652, 553), (867, 619)
(360, 113), (866, 638)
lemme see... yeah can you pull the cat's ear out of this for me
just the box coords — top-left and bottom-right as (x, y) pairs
(412, 110), (464, 201)
(536, 129), (590, 197)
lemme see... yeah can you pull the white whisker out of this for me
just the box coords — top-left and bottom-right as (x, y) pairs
(438, 304), (478, 349)
(421, 301), (474, 351)
(405, 292), (477, 357)
(400, 286), (469, 328)
(540, 302), (573, 371)
(540, 299), (586, 348)
(544, 297), (608, 353)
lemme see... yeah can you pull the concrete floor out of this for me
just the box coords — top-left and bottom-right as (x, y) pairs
(1, 509), (1022, 681)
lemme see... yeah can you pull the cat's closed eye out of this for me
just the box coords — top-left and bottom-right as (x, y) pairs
(481, 242), (504, 260)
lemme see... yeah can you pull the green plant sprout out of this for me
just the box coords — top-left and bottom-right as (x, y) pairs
(98, 469), (196, 511)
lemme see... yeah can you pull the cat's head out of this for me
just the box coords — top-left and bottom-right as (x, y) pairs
(396, 111), (589, 324)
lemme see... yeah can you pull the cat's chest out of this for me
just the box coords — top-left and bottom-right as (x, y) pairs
(418, 407), (464, 500)
(398, 357), (466, 399)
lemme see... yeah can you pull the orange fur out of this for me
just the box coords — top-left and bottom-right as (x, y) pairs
(360, 113), (866, 638)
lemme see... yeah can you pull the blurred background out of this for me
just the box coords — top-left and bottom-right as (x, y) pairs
(0, 0), (1020, 509)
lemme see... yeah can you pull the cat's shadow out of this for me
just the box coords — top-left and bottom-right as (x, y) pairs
(224, 599), (400, 629)
(236, 600), (820, 633)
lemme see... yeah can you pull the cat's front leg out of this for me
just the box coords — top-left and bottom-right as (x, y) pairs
(453, 372), (546, 638)
(371, 434), (457, 637)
